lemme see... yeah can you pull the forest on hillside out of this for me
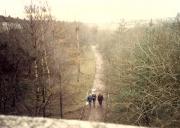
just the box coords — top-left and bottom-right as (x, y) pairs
(0, 1), (96, 119)
(0, 1), (180, 128)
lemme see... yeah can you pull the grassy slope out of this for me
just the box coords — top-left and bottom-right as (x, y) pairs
(64, 45), (95, 119)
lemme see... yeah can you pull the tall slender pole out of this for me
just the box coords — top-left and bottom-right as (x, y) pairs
(76, 23), (80, 82)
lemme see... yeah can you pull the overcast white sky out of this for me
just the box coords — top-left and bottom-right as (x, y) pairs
(0, 0), (180, 23)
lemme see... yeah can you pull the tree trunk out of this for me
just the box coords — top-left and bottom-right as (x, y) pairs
(41, 57), (46, 117)
(59, 65), (63, 118)
(34, 60), (39, 116)
(12, 74), (18, 108)
(3, 97), (7, 113)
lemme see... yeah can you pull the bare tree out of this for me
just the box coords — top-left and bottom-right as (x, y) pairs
(24, 0), (52, 117)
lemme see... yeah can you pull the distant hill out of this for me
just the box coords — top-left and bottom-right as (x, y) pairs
(0, 15), (24, 23)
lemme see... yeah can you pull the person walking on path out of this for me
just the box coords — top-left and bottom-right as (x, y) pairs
(98, 93), (104, 107)
(92, 93), (96, 108)
(87, 94), (93, 108)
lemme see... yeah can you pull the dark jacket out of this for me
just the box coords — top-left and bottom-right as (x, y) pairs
(98, 94), (103, 101)
(87, 95), (93, 102)
(92, 94), (96, 101)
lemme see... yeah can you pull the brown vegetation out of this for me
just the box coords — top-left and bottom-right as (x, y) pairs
(99, 17), (180, 127)
(0, 1), (96, 119)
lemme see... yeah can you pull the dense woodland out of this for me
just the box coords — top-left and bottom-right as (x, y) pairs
(0, 2), (96, 119)
(0, 1), (180, 128)
(99, 16), (180, 127)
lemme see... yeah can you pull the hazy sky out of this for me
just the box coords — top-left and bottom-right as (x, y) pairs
(0, 0), (180, 23)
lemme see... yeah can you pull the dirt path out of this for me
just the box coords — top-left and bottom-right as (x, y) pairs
(88, 45), (105, 122)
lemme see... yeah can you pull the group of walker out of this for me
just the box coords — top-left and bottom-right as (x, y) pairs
(87, 92), (104, 108)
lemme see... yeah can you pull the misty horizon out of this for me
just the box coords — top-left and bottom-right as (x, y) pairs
(0, 0), (180, 24)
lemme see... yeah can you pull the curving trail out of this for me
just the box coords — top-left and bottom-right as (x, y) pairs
(88, 45), (105, 122)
